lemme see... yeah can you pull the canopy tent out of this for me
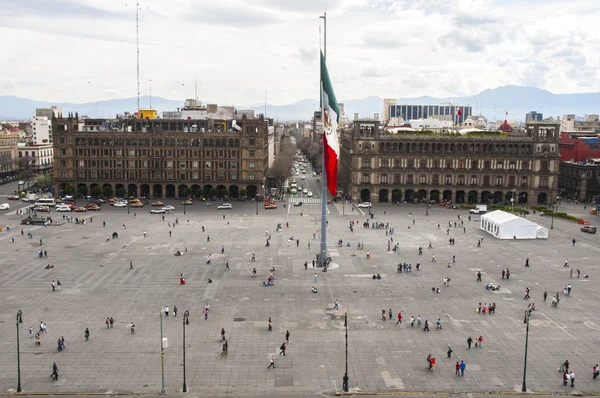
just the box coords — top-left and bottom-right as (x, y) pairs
(480, 210), (548, 240)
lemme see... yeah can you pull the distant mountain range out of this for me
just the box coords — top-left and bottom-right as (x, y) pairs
(1, 85), (599, 122)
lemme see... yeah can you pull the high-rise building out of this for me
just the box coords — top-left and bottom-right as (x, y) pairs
(387, 103), (472, 125)
(526, 111), (543, 122)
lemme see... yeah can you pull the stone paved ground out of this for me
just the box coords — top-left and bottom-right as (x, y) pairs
(1, 188), (600, 395)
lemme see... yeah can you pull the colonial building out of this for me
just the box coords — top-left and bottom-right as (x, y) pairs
(338, 119), (560, 205)
(559, 159), (600, 201)
(0, 132), (19, 174)
(52, 114), (269, 199)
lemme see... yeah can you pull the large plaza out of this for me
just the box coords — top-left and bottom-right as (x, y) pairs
(1, 177), (599, 396)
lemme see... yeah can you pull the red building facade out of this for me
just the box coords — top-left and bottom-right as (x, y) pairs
(559, 132), (600, 162)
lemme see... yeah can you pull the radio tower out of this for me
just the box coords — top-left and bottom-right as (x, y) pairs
(136, 1), (140, 113)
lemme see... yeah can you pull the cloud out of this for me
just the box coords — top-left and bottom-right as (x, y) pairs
(297, 47), (318, 64)
(453, 13), (500, 26)
(256, 0), (343, 14)
(184, 3), (281, 28)
(361, 66), (385, 78)
(362, 30), (404, 49)
(0, 0), (127, 19)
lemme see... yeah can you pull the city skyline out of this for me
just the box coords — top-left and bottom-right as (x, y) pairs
(0, 0), (598, 105)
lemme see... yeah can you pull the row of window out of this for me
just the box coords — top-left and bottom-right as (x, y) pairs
(68, 137), (257, 148)
(359, 174), (546, 187)
(65, 159), (254, 169)
(18, 150), (54, 158)
(362, 159), (539, 171)
(60, 170), (257, 181)
(369, 142), (533, 155)
(62, 148), (252, 159)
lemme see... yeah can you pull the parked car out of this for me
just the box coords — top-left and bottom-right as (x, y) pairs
(581, 225), (597, 234)
(357, 202), (372, 208)
(7, 195), (19, 200)
(469, 209), (482, 214)
(0, 203), (9, 210)
(130, 202), (145, 207)
(162, 205), (175, 211)
(113, 202), (127, 207)
(264, 202), (277, 209)
(86, 205), (101, 211)
(218, 203), (232, 210)
(56, 206), (71, 212)
(150, 209), (166, 214)
(37, 206), (51, 212)
(152, 201), (164, 206)
(73, 206), (87, 212)
(181, 200), (193, 205)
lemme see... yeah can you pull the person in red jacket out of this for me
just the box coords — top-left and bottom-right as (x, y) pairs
(396, 312), (403, 324)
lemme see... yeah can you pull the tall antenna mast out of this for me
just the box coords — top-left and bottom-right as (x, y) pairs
(136, 1), (140, 113)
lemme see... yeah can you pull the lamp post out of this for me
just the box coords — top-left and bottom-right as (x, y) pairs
(521, 309), (531, 392)
(425, 194), (429, 216)
(182, 310), (189, 392)
(256, 194), (259, 216)
(183, 201), (186, 215)
(16, 310), (23, 392)
(127, 200), (130, 215)
(551, 202), (555, 230)
(343, 312), (349, 392)
(160, 311), (166, 393)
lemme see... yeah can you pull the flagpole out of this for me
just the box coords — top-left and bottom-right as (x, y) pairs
(319, 12), (328, 270)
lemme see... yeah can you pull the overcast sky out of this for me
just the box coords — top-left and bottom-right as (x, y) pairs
(1, 0), (599, 105)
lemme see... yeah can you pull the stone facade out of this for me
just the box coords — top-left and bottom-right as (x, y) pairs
(52, 115), (269, 199)
(559, 160), (600, 201)
(0, 132), (19, 173)
(338, 120), (560, 205)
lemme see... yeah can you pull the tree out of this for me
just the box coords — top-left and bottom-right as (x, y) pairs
(91, 186), (102, 197)
(36, 174), (54, 189)
(15, 157), (34, 192)
(78, 185), (88, 196)
(65, 185), (74, 195)
(103, 186), (114, 197)
(116, 187), (127, 198)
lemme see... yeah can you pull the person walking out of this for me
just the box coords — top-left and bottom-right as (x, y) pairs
(268, 317), (272, 331)
(334, 299), (339, 310)
(130, 260), (133, 270)
(221, 328), (226, 341)
(109, 317), (114, 328)
(52, 280), (56, 291)
(51, 362), (59, 381)
(447, 345), (453, 357)
(543, 291), (548, 301)
(129, 321), (135, 334)
(432, 254), (436, 262)
(455, 361), (460, 376)
(279, 342), (287, 356)
(85, 328), (90, 341)
(314, 273), (318, 283)
(397, 312), (403, 324)
(460, 360), (466, 377)
(477, 335), (484, 348)
(173, 305), (178, 316)
(285, 330), (290, 343)
(570, 371), (575, 387)
(267, 355), (275, 369)
(467, 336), (473, 349)
(105, 318), (110, 329)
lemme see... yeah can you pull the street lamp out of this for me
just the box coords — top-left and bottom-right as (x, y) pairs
(182, 310), (190, 392)
(425, 194), (429, 216)
(160, 311), (166, 393)
(551, 203), (555, 230)
(16, 310), (23, 392)
(521, 309), (531, 392)
(183, 201), (186, 215)
(256, 194), (259, 216)
(343, 312), (349, 392)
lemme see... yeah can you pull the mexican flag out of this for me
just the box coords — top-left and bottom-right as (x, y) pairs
(320, 51), (340, 197)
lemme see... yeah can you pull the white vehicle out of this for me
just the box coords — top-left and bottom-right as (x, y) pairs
(357, 202), (372, 208)
(307, 191), (313, 197)
(0, 203), (9, 210)
(162, 205), (175, 211)
(56, 206), (71, 212)
(62, 195), (73, 201)
(303, 189), (308, 194)
(475, 204), (487, 213)
(469, 209), (482, 214)
(218, 203), (232, 210)
(34, 198), (56, 207)
(301, 176), (306, 180)
(150, 208), (166, 214)
(113, 202), (127, 207)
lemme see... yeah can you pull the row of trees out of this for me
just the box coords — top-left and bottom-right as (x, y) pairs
(295, 136), (323, 172)
(268, 135), (296, 192)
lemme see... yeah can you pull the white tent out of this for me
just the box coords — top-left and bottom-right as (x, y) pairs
(480, 210), (548, 240)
